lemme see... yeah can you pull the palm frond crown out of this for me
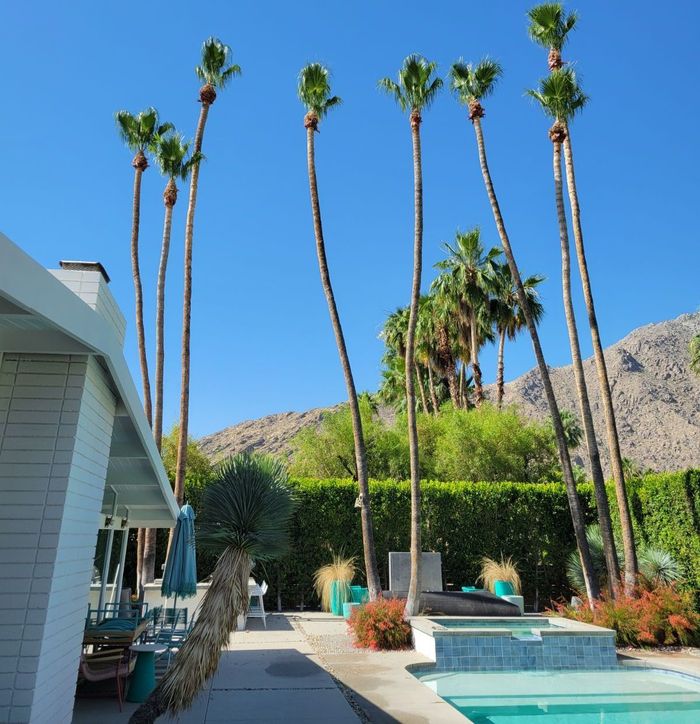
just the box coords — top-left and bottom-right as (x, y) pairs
(155, 132), (203, 181)
(378, 54), (443, 113)
(115, 107), (173, 154)
(195, 37), (241, 88)
(450, 58), (502, 104)
(527, 68), (588, 122)
(198, 452), (296, 560)
(527, 2), (578, 50)
(298, 63), (342, 120)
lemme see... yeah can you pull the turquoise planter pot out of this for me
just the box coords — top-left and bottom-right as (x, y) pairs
(329, 580), (351, 616)
(494, 580), (515, 596)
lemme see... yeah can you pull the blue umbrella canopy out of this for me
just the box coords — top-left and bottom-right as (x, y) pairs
(161, 504), (197, 599)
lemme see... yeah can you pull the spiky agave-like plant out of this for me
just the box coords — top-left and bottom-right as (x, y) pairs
(130, 453), (296, 723)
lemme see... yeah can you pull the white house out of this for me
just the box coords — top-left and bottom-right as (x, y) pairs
(0, 233), (179, 723)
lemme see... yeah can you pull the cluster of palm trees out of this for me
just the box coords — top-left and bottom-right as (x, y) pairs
(116, 38), (239, 591)
(300, 2), (641, 618)
(379, 228), (544, 413)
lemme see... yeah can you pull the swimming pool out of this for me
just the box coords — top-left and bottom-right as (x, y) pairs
(427, 617), (553, 638)
(415, 667), (700, 722)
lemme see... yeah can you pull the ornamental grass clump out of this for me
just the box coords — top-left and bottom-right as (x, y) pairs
(348, 598), (412, 650)
(313, 554), (356, 612)
(477, 555), (522, 594)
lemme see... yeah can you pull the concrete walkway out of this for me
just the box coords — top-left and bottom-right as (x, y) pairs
(73, 614), (359, 723)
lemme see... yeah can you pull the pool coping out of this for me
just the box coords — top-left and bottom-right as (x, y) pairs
(410, 615), (615, 638)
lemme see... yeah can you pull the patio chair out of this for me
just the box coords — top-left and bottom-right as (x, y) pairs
(248, 580), (268, 628)
(77, 647), (136, 711)
(150, 616), (195, 668)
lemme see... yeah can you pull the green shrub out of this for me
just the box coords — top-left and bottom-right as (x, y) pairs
(348, 598), (411, 650)
(189, 469), (700, 612)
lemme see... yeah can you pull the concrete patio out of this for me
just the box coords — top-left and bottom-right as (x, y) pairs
(72, 612), (464, 723)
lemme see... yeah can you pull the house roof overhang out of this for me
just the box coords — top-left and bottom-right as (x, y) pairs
(0, 232), (179, 528)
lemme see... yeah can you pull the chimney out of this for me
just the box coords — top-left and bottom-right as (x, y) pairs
(50, 260), (126, 346)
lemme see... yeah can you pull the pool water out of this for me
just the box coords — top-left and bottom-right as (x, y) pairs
(430, 618), (553, 638)
(416, 668), (700, 722)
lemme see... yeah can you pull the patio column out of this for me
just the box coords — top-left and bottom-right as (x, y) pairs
(0, 352), (117, 724)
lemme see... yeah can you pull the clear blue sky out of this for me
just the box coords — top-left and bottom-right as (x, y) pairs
(1, 1), (698, 437)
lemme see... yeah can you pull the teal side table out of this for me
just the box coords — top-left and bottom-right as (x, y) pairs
(126, 644), (166, 702)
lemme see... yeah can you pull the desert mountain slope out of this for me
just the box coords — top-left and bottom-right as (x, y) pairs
(200, 312), (700, 474)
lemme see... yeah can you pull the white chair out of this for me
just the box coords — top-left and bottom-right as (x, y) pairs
(247, 580), (268, 628)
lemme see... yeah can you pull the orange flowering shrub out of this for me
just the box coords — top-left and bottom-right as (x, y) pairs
(550, 585), (699, 647)
(348, 597), (412, 650)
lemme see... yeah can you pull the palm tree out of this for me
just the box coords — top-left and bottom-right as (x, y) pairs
(416, 296), (440, 414)
(115, 107), (171, 594)
(430, 274), (465, 408)
(436, 228), (501, 407)
(298, 63), (381, 600)
(130, 453), (296, 723)
(690, 335), (700, 375)
(451, 58), (599, 599)
(527, 2), (577, 71)
(492, 263), (544, 408)
(528, 69), (622, 593)
(139, 134), (201, 586)
(115, 107), (171, 427)
(379, 55), (442, 616)
(173, 39), (240, 508)
(559, 409), (583, 449)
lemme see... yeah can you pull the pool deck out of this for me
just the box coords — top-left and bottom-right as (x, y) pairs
(71, 613), (700, 723)
(72, 612), (463, 723)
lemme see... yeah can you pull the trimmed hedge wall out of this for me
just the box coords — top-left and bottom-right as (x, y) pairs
(265, 479), (596, 611)
(252, 471), (700, 612)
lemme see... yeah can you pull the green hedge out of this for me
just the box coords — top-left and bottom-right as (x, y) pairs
(208, 470), (700, 611)
(263, 479), (597, 611)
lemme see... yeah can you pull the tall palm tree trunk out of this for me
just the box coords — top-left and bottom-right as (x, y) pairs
(154, 181), (177, 451)
(415, 363), (429, 413)
(553, 132), (620, 593)
(470, 309), (483, 406)
(562, 129), (637, 591)
(142, 181), (178, 585)
(130, 153), (154, 427)
(471, 116), (599, 600)
(427, 364), (439, 414)
(405, 110), (424, 617)
(174, 103), (210, 508)
(305, 123), (382, 599)
(496, 327), (506, 409)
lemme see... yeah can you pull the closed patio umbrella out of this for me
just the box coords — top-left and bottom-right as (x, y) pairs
(161, 504), (197, 614)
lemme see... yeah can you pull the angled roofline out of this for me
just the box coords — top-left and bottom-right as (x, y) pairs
(0, 232), (179, 526)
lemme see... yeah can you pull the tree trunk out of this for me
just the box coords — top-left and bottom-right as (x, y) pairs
(416, 363), (429, 414)
(553, 138), (621, 594)
(130, 159), (153, 427)
(404, 111), (424, 617)
(305, 124), (381, 600)
(472, 116), (599, 600)
(174, 103), (210, 510)
(470, 309), (483, 407)
(130, 548), (251, 723)
(563, 128), (637, 592)
(143, 187), (177, 586)
(496, 327), (506, 409)
(427, 364), (439, 414)
(154, 187), (176, 451)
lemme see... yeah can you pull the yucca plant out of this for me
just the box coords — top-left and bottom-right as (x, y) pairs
(638, 547), (683, 588)
(313, 554), (356, 613)
(477, 556), (521, 594)
(130, 453), (296, 723)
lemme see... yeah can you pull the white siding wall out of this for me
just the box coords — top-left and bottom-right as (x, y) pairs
(0, 353), (116, 723)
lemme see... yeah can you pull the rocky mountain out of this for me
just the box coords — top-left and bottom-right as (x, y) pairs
(200, 312), (700, 474)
